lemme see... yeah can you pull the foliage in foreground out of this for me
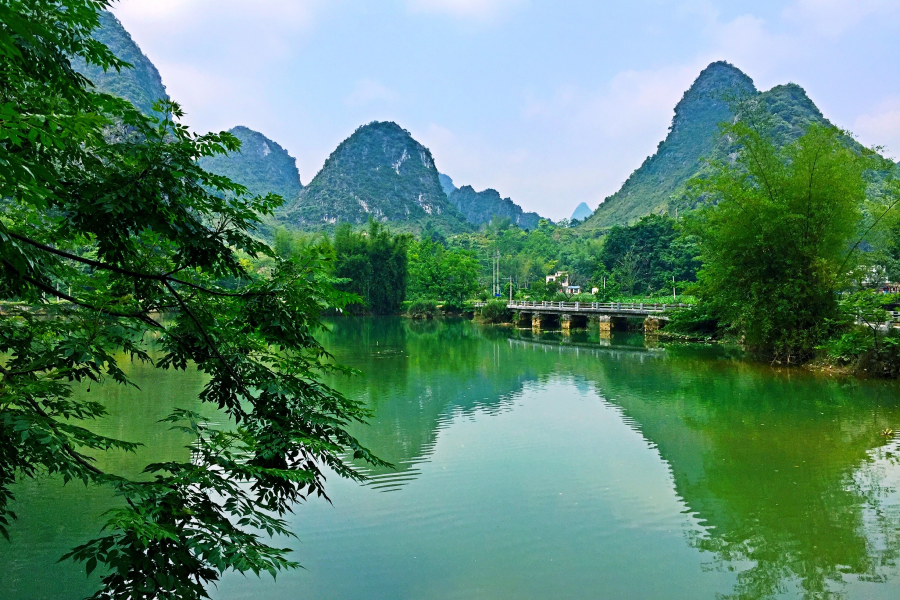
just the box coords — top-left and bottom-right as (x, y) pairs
(686, 104), (894, 362)
(817, 292), (900, 377)
(0, 2), (383, 597)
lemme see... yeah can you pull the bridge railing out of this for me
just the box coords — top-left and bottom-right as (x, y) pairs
(504, 300), (690, 313)
(473, 302), (900, 324)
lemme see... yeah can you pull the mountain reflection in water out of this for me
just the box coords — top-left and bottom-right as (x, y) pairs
(2, 317), (900, 600)
(320, 317), (900, 599)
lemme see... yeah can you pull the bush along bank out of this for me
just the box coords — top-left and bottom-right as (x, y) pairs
(812, 292), (900, 378)
(407, 299), (439, 319)
(477, 299), (512, 324)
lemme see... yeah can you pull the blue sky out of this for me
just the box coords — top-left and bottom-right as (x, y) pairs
(113, 0), (900, 220)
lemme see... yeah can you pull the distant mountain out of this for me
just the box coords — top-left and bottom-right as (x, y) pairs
(439, 173), (458, 197)
(583, 61), (756, 230)
(74, 11), (168, 116)
(581, 61), (883, 231)
(280, 122), (469, 233)
(198, 126), (303, 202)
(571, 202), (593, 222)
(447, 185), (543, 230)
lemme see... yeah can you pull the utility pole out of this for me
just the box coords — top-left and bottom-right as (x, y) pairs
(493, 250), (500, 297)
(492, 252), (496, 297)
(509, 276), (513, 303)
(491, 251), (496, 297)
(673, 275), (676, 302)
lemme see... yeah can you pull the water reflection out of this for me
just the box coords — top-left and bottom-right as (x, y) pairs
(3, 318), (900, 600)
(503, 329), (900, 599)
(322, 318), (530, 490)
(0, 355), (210, 599)
(324, 318), (900, 599)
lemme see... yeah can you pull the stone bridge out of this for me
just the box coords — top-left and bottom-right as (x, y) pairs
(478, 300), (691, 332)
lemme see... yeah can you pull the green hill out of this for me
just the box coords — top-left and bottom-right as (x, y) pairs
(280, 121), (470, 233)
(447, 185), (543, 229)
(74, 11), (168, 116)
(198, 126), (303, 202)
(583, 61), (756, 230)
(580, 62), (889, 231)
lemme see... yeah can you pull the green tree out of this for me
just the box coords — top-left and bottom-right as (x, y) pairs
(439, 247), (479, 309)
(408, 238), (479, 309)
(333, 221), (409, 314)
(0, 2), (383, 597)
(687, 112), (878, 361)
(599, 214), (699, 295)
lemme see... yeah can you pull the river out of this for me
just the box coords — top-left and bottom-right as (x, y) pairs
(2, 317), (900, 600)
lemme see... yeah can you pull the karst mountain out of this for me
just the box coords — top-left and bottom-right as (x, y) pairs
(581, 61), (868, 230)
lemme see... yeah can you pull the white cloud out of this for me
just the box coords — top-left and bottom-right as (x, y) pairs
(705, 14), (796, 81)
(407, 0), (523, 21)
(499, 64), (702, 216)
(783, 0), (900, 36)
(344, 79), (399, 107)
(113, 0), (321, 60)
(115, 0), (319, 28)
(854, 98), (900, 160)
(110, 0), (323, 135)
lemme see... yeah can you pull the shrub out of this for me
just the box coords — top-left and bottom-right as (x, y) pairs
(664, 303), (721, 339)
(408, 299), (438, 319)
(569, 293), (597, 303)
(480, 299), (511, 323)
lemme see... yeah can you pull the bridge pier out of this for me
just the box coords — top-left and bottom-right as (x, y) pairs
(515, 311), (533, 328)
(592, 315), (612, 333)
(643, 317), (663, 333)
(532, 313), (560, 331)
(591, 315), (628, 332)
(561, 314), (588, 331)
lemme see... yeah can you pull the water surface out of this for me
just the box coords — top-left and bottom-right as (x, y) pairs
(3, 318), (900, 600)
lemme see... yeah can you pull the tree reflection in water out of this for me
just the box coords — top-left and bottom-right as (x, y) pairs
(325, 318), (900, 599)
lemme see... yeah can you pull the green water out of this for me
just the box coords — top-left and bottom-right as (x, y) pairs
(3, 318), (900, 600)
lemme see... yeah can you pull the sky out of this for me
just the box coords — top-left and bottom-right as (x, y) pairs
(112, 0), (900, 220)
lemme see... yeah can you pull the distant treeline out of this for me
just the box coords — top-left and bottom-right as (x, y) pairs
(269, 221), (479, 314)
(267, 212), (702, 313)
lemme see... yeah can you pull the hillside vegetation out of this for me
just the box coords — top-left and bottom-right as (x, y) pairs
(580, 62), (874, 231)
(198, 126), (303, 201)
(281, 121), (469, 234)
(73, 11), (168, 116)
(582, 62), (756, 230)
(448, 185), (542, 230)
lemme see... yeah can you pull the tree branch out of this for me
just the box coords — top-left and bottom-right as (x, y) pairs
(162, 280), (247, 391)
(24, 397), (104, 476)
(5, 230), (263, 298)
(1, 259), (150, 319)
(838, 192), (900, 275)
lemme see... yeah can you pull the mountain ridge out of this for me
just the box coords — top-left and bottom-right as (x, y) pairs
(571, 202), (593, 222)
(580, 61), (875, 231)
(198, 126), (303, 202)
(280, 121), (470, 233)
(583, 61), (757, 230)
(447, 185), (543, 230)
(74, 11), (168, 116)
